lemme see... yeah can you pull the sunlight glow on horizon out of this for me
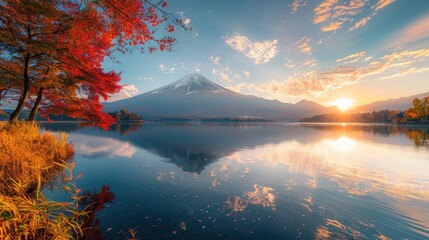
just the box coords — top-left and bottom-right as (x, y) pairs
(330, 99), (355, 111)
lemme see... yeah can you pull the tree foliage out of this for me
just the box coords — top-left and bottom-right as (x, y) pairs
(0, 0), (184, 129)
(108, 108), (143, 123)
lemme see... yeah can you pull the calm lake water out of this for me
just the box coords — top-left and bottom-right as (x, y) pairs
(42, 122), (429, 239)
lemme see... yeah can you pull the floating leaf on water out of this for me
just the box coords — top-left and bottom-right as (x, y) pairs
(180, 222), (187, 231)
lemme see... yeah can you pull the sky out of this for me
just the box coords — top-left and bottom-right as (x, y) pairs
(104, 0), (429, 107)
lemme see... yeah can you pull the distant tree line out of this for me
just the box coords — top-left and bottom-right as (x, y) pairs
(108, 109), (143, 123)
(301, 97), (429, 124)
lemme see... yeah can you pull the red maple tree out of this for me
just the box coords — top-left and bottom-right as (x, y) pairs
(0, 0), (186, 129)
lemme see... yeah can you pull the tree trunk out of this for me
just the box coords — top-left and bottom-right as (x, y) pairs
(28, 87), (44, 121)
(9, 53), (31, 123)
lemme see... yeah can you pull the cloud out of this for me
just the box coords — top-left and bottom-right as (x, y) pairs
(304, 59), (318, 67)
(288, 48), (429, 96)
(159, 62), (186, 73)
(322, 21), (343, 32)
(177, 11), (191, 26)
(291, 0), (308, 13)
(349, 16), (371, 31)
(336, 51), (367, 63)
(229, 48), (429, 98)
(372, 0), (395, 11)
(183, 18), (191, 26)
(285, 59), (297, 69)
(363, 56), (373, 61)
(194, 63), (202, 72)
(389, 14), (429, 47)
(312, 0), (396, 32)
(136, 76), (153, 80)
(242, 71), (251, 78)
(210, 56), (221, 65)
(297, 37), (312, 54)
(381, 67), (429, 80)
(223, 33), (278, 64)
(108, 84), (139, 102)
(212, 66), (231, 83)
(313, 0), (338, 24)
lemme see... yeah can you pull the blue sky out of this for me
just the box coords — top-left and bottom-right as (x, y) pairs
(104, 0), (429, 106)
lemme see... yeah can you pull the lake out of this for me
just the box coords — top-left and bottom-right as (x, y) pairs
(41, 122), (429, 239)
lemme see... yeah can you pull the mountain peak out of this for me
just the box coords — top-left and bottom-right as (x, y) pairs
(145, 73), (231, 95)
(295, 99), (322, 107)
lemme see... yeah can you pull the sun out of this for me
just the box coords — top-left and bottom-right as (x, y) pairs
(331, 98), (354, 111)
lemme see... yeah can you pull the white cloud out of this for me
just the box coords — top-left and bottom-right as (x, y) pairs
(297, 37), (312, 54)
(242, 71), (251, 78)
(210, 56), (221, 65)
(159, 62), (186, 74)
(212, 67), (231, 84)
(284, 58), (297, 69)
(108, 85), (139, 102)
(194, 63), (202, 72)
(183, 18), (191, 26)
(224, 33), (278, 64)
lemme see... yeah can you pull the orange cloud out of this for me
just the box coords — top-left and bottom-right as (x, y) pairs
(372, 0), (395, 11)
(291, 0), (308, 13)
(313, 0), (396, 32)
(322, 22), (343, 32)
(228, 48), (429, 98)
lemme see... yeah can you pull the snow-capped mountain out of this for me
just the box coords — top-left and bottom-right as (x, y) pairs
(103, 73), (328, 120)
(145, 73), (231, 95)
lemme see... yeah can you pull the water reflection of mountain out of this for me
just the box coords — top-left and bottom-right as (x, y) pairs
(42, 123), (429, 173)
(77, 123), (306, 173)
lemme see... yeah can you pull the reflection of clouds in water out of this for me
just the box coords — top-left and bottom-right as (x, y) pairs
(315, 218), (391, 240)
(314, 226), (332, 240)
(220, 135), (429, 238)
(245, 184), (276, 209)
(225, 184), (276, 213)
(225, 196), (247, 213)
(70, 134), (137, 158)
(223, 136), (429, 201)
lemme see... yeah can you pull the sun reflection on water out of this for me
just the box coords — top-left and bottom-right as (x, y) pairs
(326, 136), (357, 152)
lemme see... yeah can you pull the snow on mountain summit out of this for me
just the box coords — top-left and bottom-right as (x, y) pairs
(145, 73), (231, 95)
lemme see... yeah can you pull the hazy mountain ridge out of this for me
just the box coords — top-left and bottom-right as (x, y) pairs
(356, 92), (429, 112)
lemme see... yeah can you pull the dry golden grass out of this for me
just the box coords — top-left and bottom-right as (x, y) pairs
(0, 122), (74, 195)
(0, 122), (80, 239)
(0, 123), (137, 239)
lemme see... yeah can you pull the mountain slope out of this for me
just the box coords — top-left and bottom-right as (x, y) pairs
(103, 73), (328, 120)
(356, 92), (429, 112)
